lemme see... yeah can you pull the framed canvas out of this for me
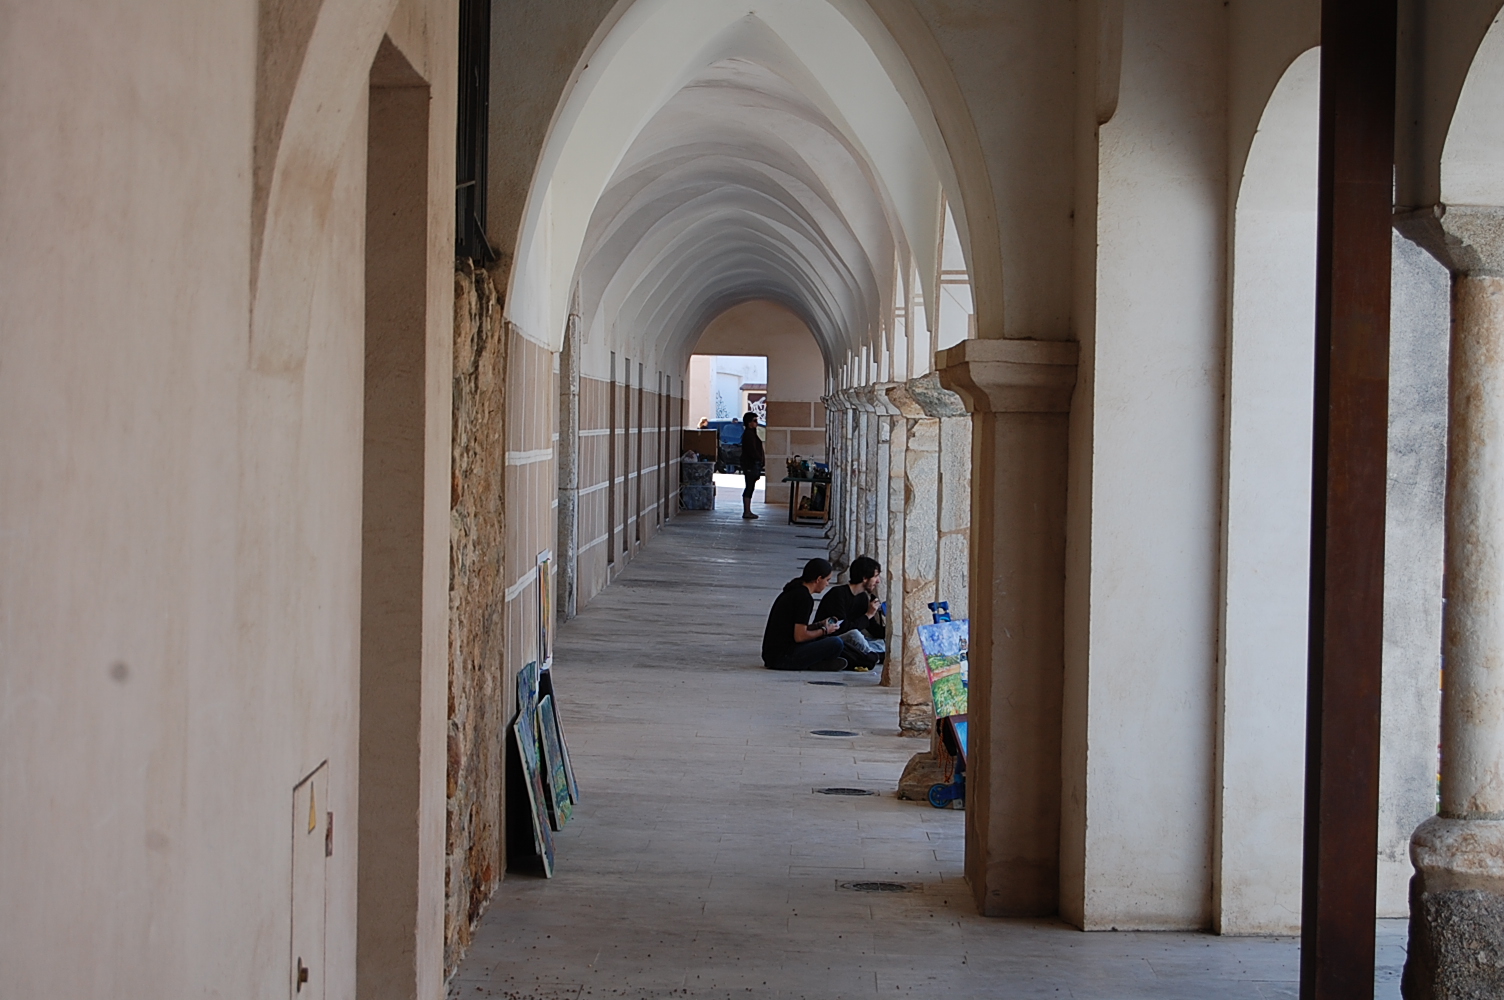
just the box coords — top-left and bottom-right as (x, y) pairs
(916, 619), (969, 719)
(510, 713), (555, 876)
(537, 550), (553, 668)
(538, 670), (580, 804)
(536, 694), (573, 830)
(517, 660), (539, 716)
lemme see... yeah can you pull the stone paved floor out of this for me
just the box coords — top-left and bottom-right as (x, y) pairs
(449, 488), (1408, 999)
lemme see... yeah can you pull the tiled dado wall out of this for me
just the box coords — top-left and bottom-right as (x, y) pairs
(762, 401), (827, 505)
(503, 330), (557, 687)
(498, 339), (685, 676)
(574, 367), (684, 608)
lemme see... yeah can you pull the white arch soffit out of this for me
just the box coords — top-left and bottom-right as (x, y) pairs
(1237, 48), (1321, 214)
(1443, 10), (1504, 206)
(506, 0), (949, 352)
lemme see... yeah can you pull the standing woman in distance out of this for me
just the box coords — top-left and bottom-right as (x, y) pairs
(740, 410), (765, 520)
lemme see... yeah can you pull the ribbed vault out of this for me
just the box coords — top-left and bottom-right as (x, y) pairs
(573, 57), (901, 372)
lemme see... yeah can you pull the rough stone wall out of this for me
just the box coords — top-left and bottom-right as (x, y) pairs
(446, 262), (508, 975)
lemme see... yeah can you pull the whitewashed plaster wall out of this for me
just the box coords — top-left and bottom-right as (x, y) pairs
(1062, 0), (1229, 930)
(1218, 36), (1453, 932)
(1394, 0), (1504, 212)
(901, 0), (1076, 341)
(0, 2), (457, 997)
(695, 302), (827, 404)
(1216, 46), (1320, 936)
(688, 354), (715, 424)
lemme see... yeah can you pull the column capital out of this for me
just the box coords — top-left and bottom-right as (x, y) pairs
(884, 381), (926, 420)
(867, 383), (904, 417)
(821, 388), (855, 411)
(883, 373), (967, 420)
(936, 339), (1078, 414)
(1394, 203), (1504, 277)
(851, 384), (882, 414)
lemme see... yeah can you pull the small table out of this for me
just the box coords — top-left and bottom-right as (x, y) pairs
(782, 477), (831, 525)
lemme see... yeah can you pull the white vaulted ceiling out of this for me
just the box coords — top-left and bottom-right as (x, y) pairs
(505, 1), (966, 378)
(574, 58), (895, 367)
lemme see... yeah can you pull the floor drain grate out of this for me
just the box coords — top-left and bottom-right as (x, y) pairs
(840, 881), (915, 893)
(807, 680), (846, 686)
(809, 729), (860, 738)
(816, 787), (877, 796)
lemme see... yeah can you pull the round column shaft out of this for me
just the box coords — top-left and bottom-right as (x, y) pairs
(1405, 256), (1504, 1000)
(1442, 274), (1504, 821)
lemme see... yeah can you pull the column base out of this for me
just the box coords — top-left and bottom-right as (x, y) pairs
(898, 704), (932, 735)
(896, 751), (945, 801)
(1403, 817), (1504, 999)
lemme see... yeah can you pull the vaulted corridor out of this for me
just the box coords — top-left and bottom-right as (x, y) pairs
(12, 3), (1504, 997)
(447, 493), (1406, 1000)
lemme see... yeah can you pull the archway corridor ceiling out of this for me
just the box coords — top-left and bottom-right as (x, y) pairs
(571, 57), (903, 369)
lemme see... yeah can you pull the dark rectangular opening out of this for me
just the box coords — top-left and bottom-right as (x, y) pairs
(455, 0), (493, 262)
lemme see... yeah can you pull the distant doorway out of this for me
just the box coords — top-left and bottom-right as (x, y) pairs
(688, 354), (767, 424)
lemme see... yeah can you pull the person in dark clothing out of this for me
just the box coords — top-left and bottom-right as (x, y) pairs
(816, 555), (884, 638)
(740, 410), (765, 520)
(816, 555), (886, 670)
(762, 557), (849, 671)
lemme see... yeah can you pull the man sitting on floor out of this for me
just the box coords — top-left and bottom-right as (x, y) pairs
(815, 555), (886, 669)
(761, 558), (849, 671)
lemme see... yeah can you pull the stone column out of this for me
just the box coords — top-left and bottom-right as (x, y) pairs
(849, 394), (868, 562)
(829, 392), (855, 569)
(939, 339), (1078, 917)
(878, 381), (937, 734)
(902, 405), (941, 734)
(1398, 205), (1504, 999)
(879, 385), (907, 691)
(845, 398), (859, 561)
(911, 376), (970, 623)
(872, 390), (890, 592)
(557, 311), (580, 619)
(821, 391), (849, 568)
(854, 386), (881, 562)
(871, 385), (899, 623)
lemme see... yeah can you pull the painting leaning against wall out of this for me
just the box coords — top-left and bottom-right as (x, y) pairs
(538, 550), (553, 667)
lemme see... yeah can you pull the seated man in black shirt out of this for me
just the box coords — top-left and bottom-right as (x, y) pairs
(761, 558), (849, 671)
(816, 555), (885, 668)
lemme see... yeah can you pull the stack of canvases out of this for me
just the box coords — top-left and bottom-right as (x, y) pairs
(508, 661), (580, 876)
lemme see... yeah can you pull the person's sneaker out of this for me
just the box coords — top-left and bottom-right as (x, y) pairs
(742, 512), (759, 519)
(815, 656), (848, 672)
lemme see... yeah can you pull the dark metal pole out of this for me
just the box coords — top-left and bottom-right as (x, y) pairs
(1301, 1), (1397, 997)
